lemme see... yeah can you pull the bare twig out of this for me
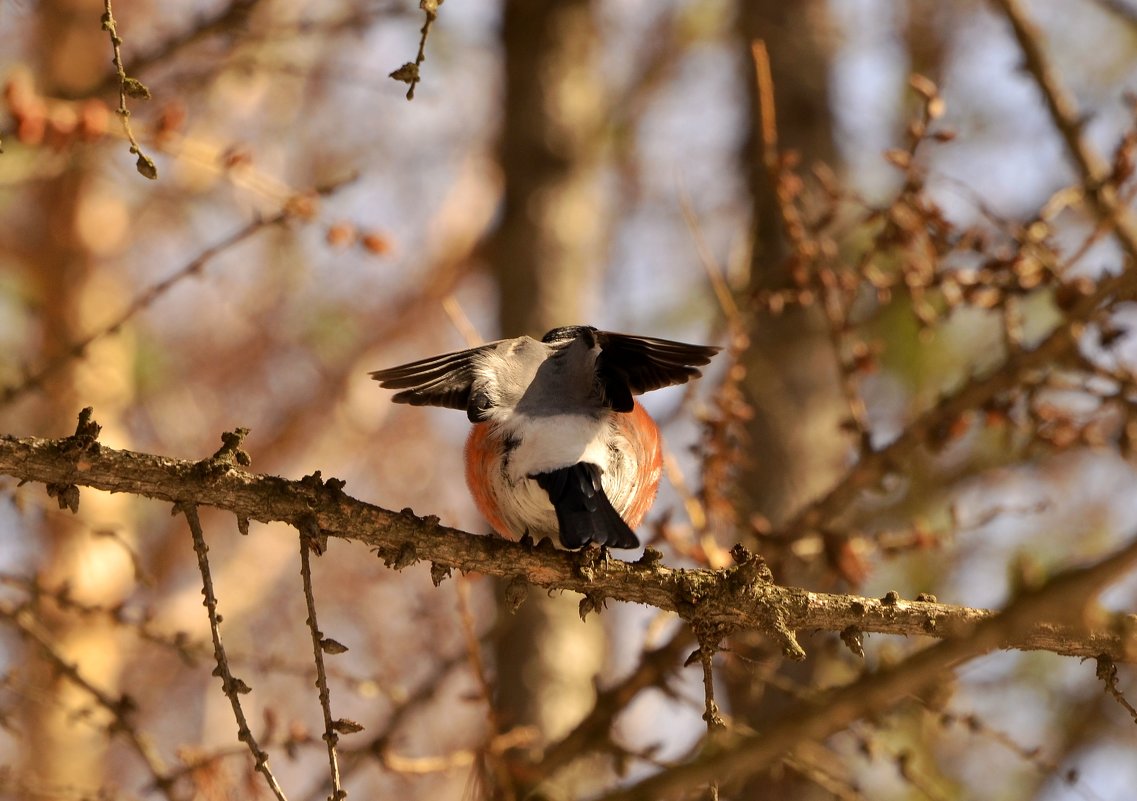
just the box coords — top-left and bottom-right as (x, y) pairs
(101, 0), (157, 179)
(389, 0), (443, 100)
(992, 0), (1137, 250)
(696, 636), (723, 801)
(751, 41), (779, 173)
(97, 0), (263, 97)
(182, 504), (288, 801)
(1, 217), (275, 407)
(298, 526), (348, 800)
(1, 174), (354, 409)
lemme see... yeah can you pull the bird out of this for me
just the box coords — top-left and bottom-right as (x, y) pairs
(371, 325), (719, 550)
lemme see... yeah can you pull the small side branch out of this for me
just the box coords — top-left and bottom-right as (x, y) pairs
(183, 503), (288, 801)
(991, 0), (1137, 259)
(1096, 655), (1137, 725)
(389, 0), (443, 100)
(695, 637), (723, 801)
(298, 525), (347, 800)
(101, 0), (157, 179)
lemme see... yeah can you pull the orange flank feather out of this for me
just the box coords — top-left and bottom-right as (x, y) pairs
(614, 401), (663, 529)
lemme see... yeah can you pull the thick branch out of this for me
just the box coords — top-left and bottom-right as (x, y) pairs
(1, 432), (1134, 662)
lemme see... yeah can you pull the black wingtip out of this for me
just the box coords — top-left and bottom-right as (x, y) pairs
(532, 463), (640, 550)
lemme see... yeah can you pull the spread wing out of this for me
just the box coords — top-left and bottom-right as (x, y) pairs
(594, 331), (720, 412)
(370, 344), (494, 411)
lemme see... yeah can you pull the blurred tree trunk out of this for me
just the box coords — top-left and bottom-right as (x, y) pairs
(487, 0), (609, 798)
(18, 0), (140, 793)
(734, 0), (843, 528)
(728, 2), (846, 799)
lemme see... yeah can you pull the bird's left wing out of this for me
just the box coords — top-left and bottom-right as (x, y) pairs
(594, 331), (720, 411)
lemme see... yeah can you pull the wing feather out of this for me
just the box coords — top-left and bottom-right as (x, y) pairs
(594, 331), (719, 408)
(370, 343), (495, 410)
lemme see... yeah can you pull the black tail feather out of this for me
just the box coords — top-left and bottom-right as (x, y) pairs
(532, 463), (639, 549)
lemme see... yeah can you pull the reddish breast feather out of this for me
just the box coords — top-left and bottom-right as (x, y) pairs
(464, 401), (663, 540)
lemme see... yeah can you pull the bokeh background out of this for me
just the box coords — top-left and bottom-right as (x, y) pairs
(2, 0), (1137, 799)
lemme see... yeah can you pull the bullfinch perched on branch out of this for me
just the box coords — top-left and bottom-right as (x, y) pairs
(371, 325), (719, 550)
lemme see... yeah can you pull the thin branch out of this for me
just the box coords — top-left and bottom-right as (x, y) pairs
(2, 428), (1134, 663)
(529, 628), (695, 781)
(101, 0), (157, 179)
(182, 503), (288, 801)
(0, 602), (180, 800)
(1, 215), (279, 407)
(696, 637), (722, 801)
(1, 174), (354, 409)
(298, 526), (348, 800)
(1096, 655), (1137, 724)
(98, 0), (263, 97)
(388, 0), (443, 100)
(991, 0), (1137, 259)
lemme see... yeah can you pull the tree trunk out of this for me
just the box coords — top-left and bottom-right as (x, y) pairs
(728, 2), (847, 799)
(487, 0), (610, 798)
(17, 1), (141, 793)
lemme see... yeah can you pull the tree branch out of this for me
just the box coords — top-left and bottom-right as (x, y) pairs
(592, 532), (1137, 801)
(2, 422), (1134, 664)
(772, 0), (1137, 544)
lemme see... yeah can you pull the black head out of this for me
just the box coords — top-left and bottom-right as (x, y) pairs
(541, 325), (598, 346)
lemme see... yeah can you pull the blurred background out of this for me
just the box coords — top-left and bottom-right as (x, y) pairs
(2, 0), (1137, 798)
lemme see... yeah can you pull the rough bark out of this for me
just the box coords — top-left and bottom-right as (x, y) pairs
(1, 430), (1131, 664)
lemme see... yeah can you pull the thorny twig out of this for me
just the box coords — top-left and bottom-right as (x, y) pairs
(182, 503), (288, 801)
(101, 0), (157, 179)
(299, 525), (349, 800)
(389, 0), (443, 100)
